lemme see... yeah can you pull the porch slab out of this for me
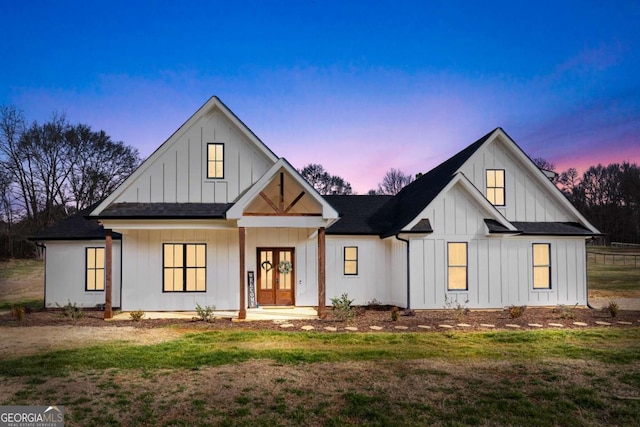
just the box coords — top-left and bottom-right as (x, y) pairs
(111, 306), (320, 322)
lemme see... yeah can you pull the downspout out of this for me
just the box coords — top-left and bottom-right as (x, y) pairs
(119, 238), (124, 310)
(586, 238), (594, 309)
(34, 242), (46, 310)
(395, 234), (410, 309)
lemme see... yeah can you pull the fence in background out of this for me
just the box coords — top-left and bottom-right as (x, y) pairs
(587, 251), (640, 267)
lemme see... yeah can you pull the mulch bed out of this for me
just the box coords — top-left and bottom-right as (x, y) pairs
(1, 305), (639, 332)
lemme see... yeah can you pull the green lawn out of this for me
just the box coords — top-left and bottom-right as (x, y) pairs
(1, 329), (639, 426)
(587, 247), (640, 294)
(1, 253), (639, 426)
(0, 258), (43, 280)
(0, 258), (44, 309)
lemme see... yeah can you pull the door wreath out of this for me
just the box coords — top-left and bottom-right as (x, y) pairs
(278, 260), (292, 274)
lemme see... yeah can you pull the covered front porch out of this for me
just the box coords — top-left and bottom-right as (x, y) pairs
(110, 306), (320, 321)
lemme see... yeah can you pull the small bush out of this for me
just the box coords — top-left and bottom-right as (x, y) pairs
(605, 301), (619, 318)
(508, 305), (526, 319)
(195, 303), (216, 322)
(330, 293), (355, 322)
(443, 295), (469, 320)
(56, 301), (85, 320)
(391, 306), (399, 321)
(11, 305), (25, 320)
(129, 310), (145, 322)
(366, 298), (382, 310)
(553, 303), (578, 319)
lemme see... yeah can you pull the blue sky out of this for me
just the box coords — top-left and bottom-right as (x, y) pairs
(2, 0), (638, 193)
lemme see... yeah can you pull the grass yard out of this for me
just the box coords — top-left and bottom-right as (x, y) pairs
(1, 253), (639, 426)
(0, 329), (639, 426)
(587, 247), (640, 298)
(0, 258), (44, 309)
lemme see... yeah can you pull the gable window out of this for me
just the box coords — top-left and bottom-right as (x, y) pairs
(486, 169), (505, 206)
(343, 246), (358, 275)
(532, 243), (551, 289)
(207, 143), (224, 179)
(447, 242), (468, 290)
(163, 243), (206, 292)
(86, 247), (105, 291)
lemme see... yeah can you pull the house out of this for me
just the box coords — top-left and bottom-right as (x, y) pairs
(31, 96), (600, 318)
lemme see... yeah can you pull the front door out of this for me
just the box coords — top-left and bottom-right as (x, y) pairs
(257, 248), (295, 306)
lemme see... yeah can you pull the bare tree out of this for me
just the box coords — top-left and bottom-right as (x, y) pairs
(0, 106), (30, 219)
(299, 163), (353, 195)
(67, 124), (140, 210)
(533, 157), (559, 184)
(0, 105), (141, 233)
(375, 168), (413, 195)
(558, 167), (581, 197)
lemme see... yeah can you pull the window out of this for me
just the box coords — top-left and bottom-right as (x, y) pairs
(532, 243), (551, 289)
(207, 143), (224, 179)
(86, 247), (105, 291)
(486, 169), (505, 206)
(344, 246), (358, 275)
(163, 243), (206, 292)
(447, 242), (468, 290)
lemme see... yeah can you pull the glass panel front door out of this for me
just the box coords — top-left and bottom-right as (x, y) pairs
(257, 248), (295, 306)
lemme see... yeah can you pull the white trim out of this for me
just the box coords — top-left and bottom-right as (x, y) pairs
(403, 172), (517, 234)
(98, 219), (237, 231)
(226, 158), (340, 222)
(237, 216), (335, 228)
(477, 129), (600, 233)
(91, 96), (279, 216)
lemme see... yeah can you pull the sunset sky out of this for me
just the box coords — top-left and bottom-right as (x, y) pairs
(1, 1), (638, 193)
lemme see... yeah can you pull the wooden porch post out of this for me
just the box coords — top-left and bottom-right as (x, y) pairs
(238, 227), (247, 320)
(104, 229), (113, 319)
(317, 227), (326, 319)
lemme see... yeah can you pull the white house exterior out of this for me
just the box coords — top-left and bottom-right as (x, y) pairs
(32, 96), (600, 318)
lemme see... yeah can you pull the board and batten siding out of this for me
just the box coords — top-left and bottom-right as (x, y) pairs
(458, 138), (576, 222)
(410, 237), (587, 309)
(44, 240), (122, 309)
(116, 110), (273, 204)
(121, 229), (238, 311)
(325, 236), (396, 306)
(121, 227), (325, 311)
(407, 180), (587, 309)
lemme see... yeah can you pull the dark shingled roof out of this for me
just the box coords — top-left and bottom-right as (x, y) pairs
(512, 222), (598, 236)
(94, 203), (234, 219)
(30, 204), (122, 241)
(32, 128), (596, 240)
(484, 219), (518, 234)
(410, 218), (433, 233)
(371, 128), (497, 238)
(324, 195), (393, 235)
(485, 219), (598, 236)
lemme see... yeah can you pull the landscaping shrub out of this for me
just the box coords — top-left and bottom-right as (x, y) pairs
(11, 305), (25, 320)
(330, 293), (355, 322)
(444, 295), (469, 320)
(129, 310), (145, 322)
(195, 303), (216, 322)
(56, 301), (85, 319)
(508, 305), (526, 319)
(605, 300), (619, 318)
